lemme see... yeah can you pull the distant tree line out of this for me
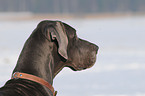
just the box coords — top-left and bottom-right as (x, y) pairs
(0, 0), (145, 14)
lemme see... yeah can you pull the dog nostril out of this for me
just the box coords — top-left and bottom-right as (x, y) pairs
(93, 45), (99, 54)
(83, 68), (87, 70)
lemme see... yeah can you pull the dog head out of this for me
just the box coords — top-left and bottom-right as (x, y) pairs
(62, 22), (99, 70)
(37, 20), (99, 76)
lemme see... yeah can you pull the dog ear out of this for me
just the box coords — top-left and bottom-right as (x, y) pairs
(49, 21), (68, 60)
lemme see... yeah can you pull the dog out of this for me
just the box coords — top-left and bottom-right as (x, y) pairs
(0, 20), (99, 96)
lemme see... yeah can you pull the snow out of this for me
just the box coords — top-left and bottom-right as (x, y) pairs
(0, 15), (145, 96)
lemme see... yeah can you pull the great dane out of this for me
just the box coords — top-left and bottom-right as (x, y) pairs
(0, 20), (99, 96)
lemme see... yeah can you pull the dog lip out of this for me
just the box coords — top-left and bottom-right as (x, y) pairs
(73, 65), (93, 71)
(76, 68), (84, 70)
(69, 65), (84, 71)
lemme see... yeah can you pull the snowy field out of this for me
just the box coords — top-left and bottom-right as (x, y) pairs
(0, 15), (145, 96)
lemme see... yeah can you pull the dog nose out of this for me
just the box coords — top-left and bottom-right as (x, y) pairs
(92, 44), (99, 54)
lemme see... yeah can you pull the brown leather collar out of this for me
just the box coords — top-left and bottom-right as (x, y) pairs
(12, 72), (57, 96)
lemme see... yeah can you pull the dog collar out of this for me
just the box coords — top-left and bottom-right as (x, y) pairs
(12, 72), (57, 96)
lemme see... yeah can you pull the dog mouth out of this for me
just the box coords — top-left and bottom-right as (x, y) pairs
(68, 65), (85, 71)
(70, 62), (96, 71)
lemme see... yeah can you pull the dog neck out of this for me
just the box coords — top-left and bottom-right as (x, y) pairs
(13, 32), (55, 85)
